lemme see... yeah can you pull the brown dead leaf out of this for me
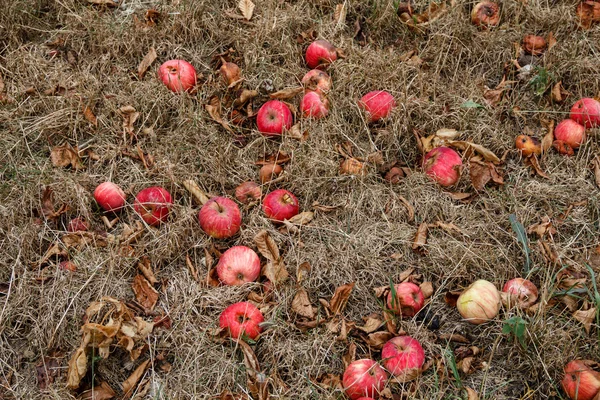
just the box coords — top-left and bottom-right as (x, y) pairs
(420, 281), (434, 299)
(79, 381), (116, 400)
(238, 0), (255, 20)
(233, 89), (258, 109)
(206, 97), (234, 133)
(132, 275), (158, 312)
(287, 211), (314, 226)
(254, 230), (279, 262)
(593, 156), (600, 188)
(82, 104), (97, 127)
(573, 307), (596, 334)
(577, 1), (600, 29)
(546, 32), (557, 50)
(438, 333), (470, 343)
(186, 254), (200, 283)
(122, 359), (150, 399)
(286, 123), (309, 141)
(448, 141), (500, 163)
(527, 216), (556, 238)
(296, 262), (311, 283)
(41, 187), (70, 221)
(412, 223), (428, 254)
(329, 282), (355, 315)
(342, 342), (356, 368)
(292, 288), (316, 319)
(36, 355), (61, 390)
(465, 387), (479, 400)
(119, 105), (140, 139)
(357, 314), (384, 333)
(137, 256), (158, 285)
(233, 339), (269, 400)
(551, 81), (570, 104)
(448, 192), (474, 201)
(469, 160), (491, 191)
(541, 120), (555, 153)
(311, 372), (342, 390)
(364, 331), (394, 349)
(263, 260), (289, 286)
(50, 144), (85, 170)
(444, 290), (462, 308)
(138, 47), (157, 80)
(67, 347), (88, 389)
(396, 195), (415, 222)
(269, 87), (303, 100)
(525, 155), (549, 179)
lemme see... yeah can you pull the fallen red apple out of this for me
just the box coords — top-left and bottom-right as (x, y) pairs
(216, 246), (261, 285)
(502, 278), (538, 309)
(301, 91), (330, 119)
(133, 186), (173, 226)
(94, 182), (126, 212)
(358, 91), (396, 122)
(256, 100), (293, 136)
(235, 181), (262, 204)
(570, 98), (600, 128)
(515, 135), (542, 157)
(219, 301), (264, 340)
(305, 39), (338, 69)
(198, 197), (241, 239)
(301, 69), (332, 94)
(59, 260), (77, 272)
(555, 119), (586, 149)
(355, 398), (375, 400)
(562, 360), (600, 400)
(157, 59), (197, 93)
(422, 146), (463, 187)
(386, 282), (425, 318)
(342, 359), (388, 400)
(522, 35), (547, 55)
(457, 279), (500, 324)
(67, 217), (89, 232)
(381, 336), (425, 378)
(471, 1), (500, 27)
(262, 189), (299, 222)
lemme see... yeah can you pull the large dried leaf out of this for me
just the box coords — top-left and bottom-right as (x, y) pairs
(269, 87), (303, 100)
(50, 144), (84, 170)
(420, 281), (434, 298)
(262, 260), (288, 285)
(465, 387), (479, 400)
(357, 313), (383, 333)
(205, 98), (234, 133)
(573, 308), (596, 334)
(41, 187), (70, 220)
(412, 223), (429, 254)
(66, 347), (88, 389)
(593, 156), (600, 188)
(254, 230), (280, 262)
(448, 141), (500, 163)
(82, 104), (97, 127)
(541, 120), (555, 153)
(527, 216), (556, 238)
(132, 274), (158, 311)
(329, 282), (355, 315)
(364, 331), (394, 349)
(292, 288), (316, 319)
(286, 211), (314, 226)
(137, 47), (157, 80)
(238, 0), (255, 20)
(79, 381), (116, 400)
(122, 359), (150, 399)
(233, 339), (269, 400)
(286, 123), (309, 141)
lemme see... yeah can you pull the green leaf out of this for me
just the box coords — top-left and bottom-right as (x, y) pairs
(460, 100), (484, 109)
(509, 214), (531, 275)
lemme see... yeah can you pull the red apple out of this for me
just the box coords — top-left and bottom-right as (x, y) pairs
(570, 98), (600, 128)
(515, 135), (541, 157)
(386, 282), (425, 318)
(471, 1), (500, 27)
(157, 59), (197, 93)
(422, 146), (462, 187)
(198, 197), (241, 239)
(216, 246), (261, 285)
(301, 91), (330, 119)
(555, 119), (586, 149)
(305, 40), (338, 69)
(342, 359), (388, 400)
(381, 336), (425, 377)
(301, 69), (332, 94)
(356, 398), (375, 400)
(457, 280), (500, 325)
(358, 91), (396, 122)
(94, 182), (126, 212)
(262, 189), (299, 222)
(133, 186), (173, 226)
(219, 301), (264, 340)
(562, 360), (600, 400)
(67, 217), (89, 232)
(502, 278), (538, 309)
(235, 181), (262, 204)
(256, 100), (293, 136)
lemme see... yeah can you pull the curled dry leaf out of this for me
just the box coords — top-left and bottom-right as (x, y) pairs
(551, 81), (570, 104)
(296, 261), (311, 283)
(469, 159), (504, 191)
(466, 387), (479, 400)
(122, 359), (150, 399)
(287, 211), (314, 226)
(119, 105), (140, 139)
(206, 97), (234, 133)
(286, 123), (309, 141)
(357, 313), (384, 333)
(233, 339), (269, 400)
(41, 187), (70, 221)
(263, 260), (289, 286)
(232, 89), (258, 108)
(365, 331), (394, 349)
(238, 0), (255, 20)
(420, 281), (434, 298)
(132, 274), (158, 312)
(412, 223), (429, 254)
(527, 216), (556, 238)
(137, 47), (157, 80)
(269, 87), (303, 100)
(448, 141), (500, 163)
(573, 307), (596, 334)
(342, 342), (356, 369)
(541, 120), (555, 153)
(50, 144), (85, 170)
(340, 158), (366, 176)
(333, 3), (347, 26)
(87, 0), (118, 6)
(82, 104), (97, 127)
(292, 288), (316, 319)
(67, 347), (87, 389)
(329, 282), (355, 315)
(79, 381), (116, 400)
(254, 230), (280, 262)
(438, 333), (470, 343)
(524, 155), (549, 179)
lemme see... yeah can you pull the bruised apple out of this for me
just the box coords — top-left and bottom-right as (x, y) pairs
(133, 186), (173, 226)
(219, 302), (264, 340)
(216, 246), (261, 285)
(457, 279), (500, 324)
(515, 135), (542, 157)
(562, 360), (600, 400)
(358, 91), (396, 122)
(198, 197), (241, 239)
(262, 189), (299, 222)
(157, 59), (197, 93)
(471, 1), (500, 27)
(301, 69), (332, 93)
(386, 282), (425, 318)
(422, 147), (462, 187)
(502, 278), (538, 309)
(342, 359), (388, 400)
(381, 336), (425, 378)
(305, 40), (338, 69)
(235, 181), (262, 204)
(555, 119), (586, 149)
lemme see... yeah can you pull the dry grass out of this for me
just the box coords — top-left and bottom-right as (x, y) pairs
(1, 0), (600, 398)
